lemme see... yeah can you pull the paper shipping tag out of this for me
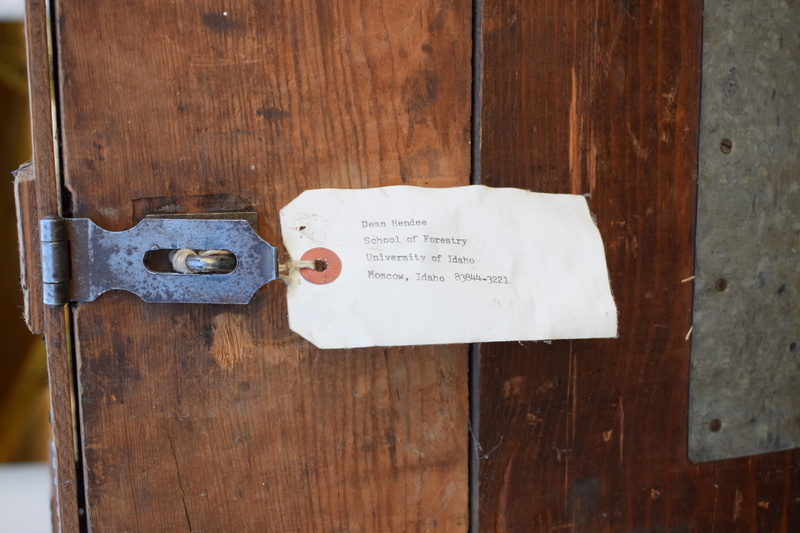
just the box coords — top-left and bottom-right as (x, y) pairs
(280, 185), (617, 349)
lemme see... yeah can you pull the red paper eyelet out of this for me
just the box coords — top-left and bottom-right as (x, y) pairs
(299, 248), (342, 284)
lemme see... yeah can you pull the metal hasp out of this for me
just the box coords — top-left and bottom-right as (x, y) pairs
(689, 1), (800, 462)
(40, 217), (278, 305)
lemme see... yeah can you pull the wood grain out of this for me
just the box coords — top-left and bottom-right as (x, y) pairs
(14, 164), (43, 335)
(25, 0), (81, 530)
(477, 0), (799, 531)
(54, 0), (471, 530)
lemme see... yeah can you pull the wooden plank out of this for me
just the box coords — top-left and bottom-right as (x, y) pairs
(25, 0), (60, 216)
(477, 1), (799, 531)
(54, 0), (471, 530)
(14, 164), (43, 335)
(24, 0), (81, 530)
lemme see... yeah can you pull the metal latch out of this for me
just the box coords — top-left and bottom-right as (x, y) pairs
(40, 216), (278, 306)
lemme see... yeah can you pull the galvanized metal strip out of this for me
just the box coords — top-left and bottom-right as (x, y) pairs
(59, 218), (277, 305)
(689, 0), (800, 462)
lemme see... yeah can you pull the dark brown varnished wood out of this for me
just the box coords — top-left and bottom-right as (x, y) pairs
(477, 1), (799, 531)
(53, 0), (471, 530)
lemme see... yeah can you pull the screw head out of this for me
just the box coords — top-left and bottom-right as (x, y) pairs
(714, 278), (728, 292)
(720, 139), (732, 154)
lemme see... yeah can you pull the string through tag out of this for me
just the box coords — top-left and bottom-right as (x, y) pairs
(169, 247), (341, 285)
(169, 248), (236, 274)
(278, 259), (316, 283)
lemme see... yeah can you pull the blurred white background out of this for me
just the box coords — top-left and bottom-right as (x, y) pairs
(0, 463), (51, 532)
(0, 0), (23, 21)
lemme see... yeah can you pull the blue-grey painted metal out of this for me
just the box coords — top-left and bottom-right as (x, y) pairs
(40, 218), (278, 305)
(690, 0), (800, 462)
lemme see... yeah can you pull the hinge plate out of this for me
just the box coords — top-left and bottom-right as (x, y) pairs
(40, 217), (278, 305)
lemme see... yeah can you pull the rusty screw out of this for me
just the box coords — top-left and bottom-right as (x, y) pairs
(714, 278), (728, 292)
(720, 139), (732, 154)
(709, 419), (722, 432)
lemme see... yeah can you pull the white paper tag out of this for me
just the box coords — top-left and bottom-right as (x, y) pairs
(280, 185), (617, 349)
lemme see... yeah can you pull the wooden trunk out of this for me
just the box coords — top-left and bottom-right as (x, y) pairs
(21, 0), (799, 531)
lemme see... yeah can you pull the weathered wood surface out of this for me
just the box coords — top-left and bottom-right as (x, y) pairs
(24, 1), (81, 531)
(477, 1), (800, 532)
(54, 0), (471, 530)
(14, 164), (43, 335)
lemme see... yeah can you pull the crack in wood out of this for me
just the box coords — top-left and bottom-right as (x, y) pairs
(168, 436), (193, 533)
